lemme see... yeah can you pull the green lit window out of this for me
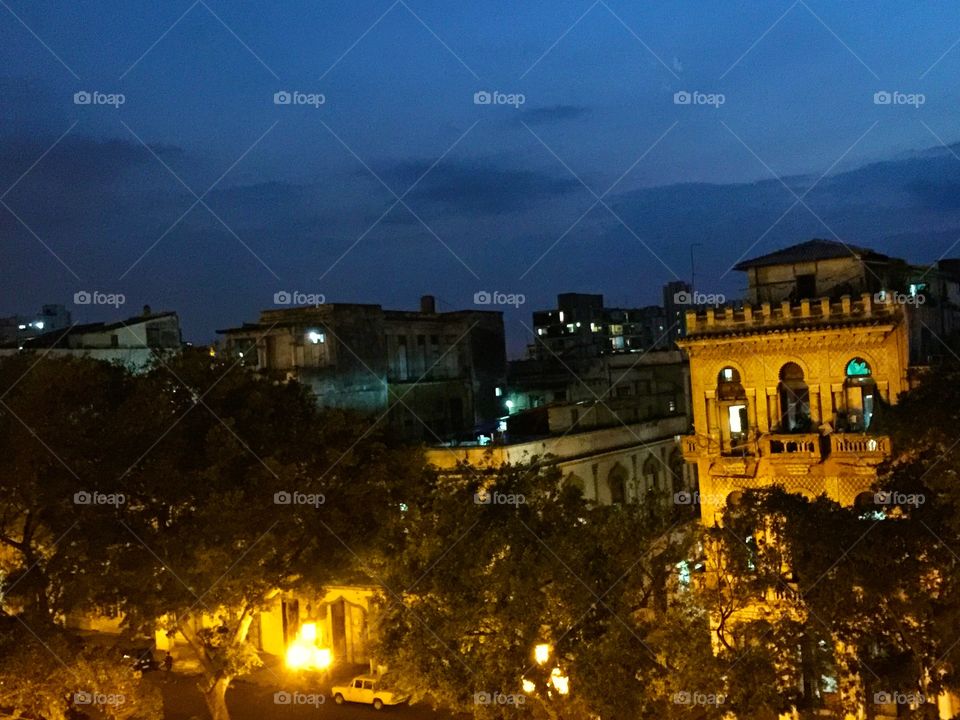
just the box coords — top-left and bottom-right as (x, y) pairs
(845, 358), (871, 377)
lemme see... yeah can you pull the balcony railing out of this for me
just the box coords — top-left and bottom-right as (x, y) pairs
(760, 433), (822, 460)
(681, 431), (890, 463)
(830, 433), (889, 459)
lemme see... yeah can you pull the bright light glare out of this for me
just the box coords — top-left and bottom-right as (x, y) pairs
(285, 622), (332, 670)
(522, 678), (536, 693)
(550, 668), (569, 695)
(534, 643), (550, 665)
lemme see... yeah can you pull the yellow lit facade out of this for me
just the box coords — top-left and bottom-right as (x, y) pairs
(678, 292), (909, 526)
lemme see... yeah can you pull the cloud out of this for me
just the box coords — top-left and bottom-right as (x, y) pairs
(518, 105), (590, 125)
(381, 158), (581, 214)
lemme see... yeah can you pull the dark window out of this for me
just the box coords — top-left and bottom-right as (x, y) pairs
(796, 274), (816, 299)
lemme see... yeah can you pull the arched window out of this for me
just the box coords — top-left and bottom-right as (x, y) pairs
(642, 456), (660, 494)
(844, 358), (877, 431)
(778, 362), (810, 432)
(717, 367), (749, 451)
(606, 464), (627, 505)
(668, 448), (684, 497)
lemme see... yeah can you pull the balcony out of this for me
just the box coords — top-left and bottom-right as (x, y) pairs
(829, 433), (890, 462)
(760, 433), (822, 461)
(681, 431), (890, 466)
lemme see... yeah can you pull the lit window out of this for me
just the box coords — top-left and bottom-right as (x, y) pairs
(495, 387), (503, 397)
(306, 330), (325, 344)
(845, 358), (871, 377)
(728, 404), (746, 433)
(609, 324), (623, 336)
(590, 322), (602, 332)
(537, 327), (546, 336)
(558, 311), (564, 322)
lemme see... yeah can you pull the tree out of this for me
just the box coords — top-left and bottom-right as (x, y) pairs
(373, 458), (700, 719)
(98, 351), (424, 720)
(0, 618), (162, 720)
(0, 352), (424, 720)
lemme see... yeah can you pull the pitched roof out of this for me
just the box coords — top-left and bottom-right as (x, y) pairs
(734, 239), (889, 271)
(12, 312), (177, 349)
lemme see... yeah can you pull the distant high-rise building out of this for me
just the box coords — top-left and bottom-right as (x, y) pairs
(529, 283), (688, 360)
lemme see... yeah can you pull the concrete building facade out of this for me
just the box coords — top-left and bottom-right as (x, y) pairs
(219, 296), (506, 442)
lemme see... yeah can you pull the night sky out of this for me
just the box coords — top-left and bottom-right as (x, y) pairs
(3, 1), (960, 355)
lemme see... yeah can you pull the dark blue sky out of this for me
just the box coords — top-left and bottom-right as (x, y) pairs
(3, 0), (960, 355)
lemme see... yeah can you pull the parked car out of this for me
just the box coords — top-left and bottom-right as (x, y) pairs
(120, 646), (159, 672)
(332, 674), (408, 710)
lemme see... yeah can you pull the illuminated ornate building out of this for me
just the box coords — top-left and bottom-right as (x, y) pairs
(678, 239), (960, 719)
(678, 291), (907, 525)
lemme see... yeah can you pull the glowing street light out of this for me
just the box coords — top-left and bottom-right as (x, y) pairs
(285, 622), (332, 671)
(550, 667), (570, 695)
(534, 643), (551, 665)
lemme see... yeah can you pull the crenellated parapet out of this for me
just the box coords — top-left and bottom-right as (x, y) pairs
(684, 293), (902, 337)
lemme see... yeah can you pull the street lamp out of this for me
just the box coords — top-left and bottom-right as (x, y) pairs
(534, 643), (550, 665)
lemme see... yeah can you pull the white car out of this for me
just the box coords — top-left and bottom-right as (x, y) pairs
(332, 674), (408, 710)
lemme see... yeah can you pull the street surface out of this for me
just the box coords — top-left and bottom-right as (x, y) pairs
(148, 668), (468, 720)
